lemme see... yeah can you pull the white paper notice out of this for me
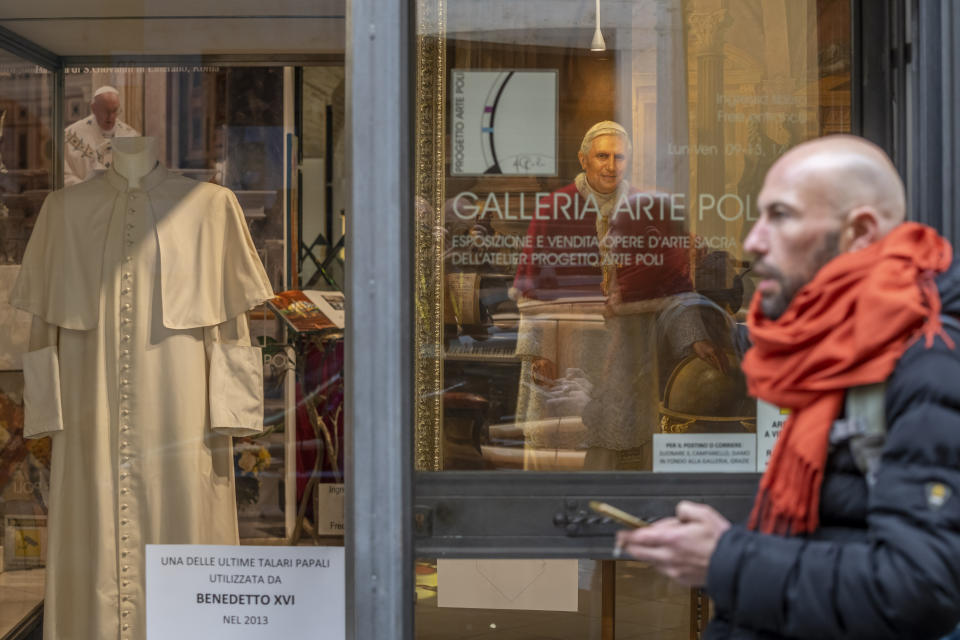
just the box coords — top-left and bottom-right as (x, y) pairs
(437, 559), (578, 612)
(315, 483), (345, 535)
(146, 545), (344, 639)
(653, 433), (756, 472)
(756, 400), (790, 472)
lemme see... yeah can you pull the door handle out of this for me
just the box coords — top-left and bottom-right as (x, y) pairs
(553, 500), (626, 536)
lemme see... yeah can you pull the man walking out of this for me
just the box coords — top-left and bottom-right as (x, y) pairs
(618, 135), (960, 639)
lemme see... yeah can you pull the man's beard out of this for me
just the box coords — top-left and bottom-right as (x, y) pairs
(755, 230), (841, 321)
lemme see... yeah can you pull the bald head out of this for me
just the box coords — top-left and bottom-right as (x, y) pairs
(746, 135), (906, 320)
(768, 135), (905, 235)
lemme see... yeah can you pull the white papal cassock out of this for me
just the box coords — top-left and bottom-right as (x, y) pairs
(10, 163), (273, 640)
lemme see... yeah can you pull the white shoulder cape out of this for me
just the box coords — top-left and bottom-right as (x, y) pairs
(10, 163), (273, 330)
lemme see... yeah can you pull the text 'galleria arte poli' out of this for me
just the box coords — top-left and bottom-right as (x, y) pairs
(449, 190), (761, 224)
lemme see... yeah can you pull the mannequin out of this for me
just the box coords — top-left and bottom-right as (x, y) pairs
(112, 136), (159, 189)
(11, 131), (273, 639)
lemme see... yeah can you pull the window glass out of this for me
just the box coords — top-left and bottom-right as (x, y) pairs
(416, 557), (701, 639)
(299, 67), (346, 290)
(0, 53), (52, 263)
(0, 48), (54, 632)
(413, 0), (851, 473)
(0, 59), (347, 637)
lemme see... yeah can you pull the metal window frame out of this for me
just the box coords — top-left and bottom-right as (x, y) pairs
(413, 472), (759, 558)
(907, 0), (960, 248)
(0, 24), (59, 70)
(852, 0), (893, 149)
(855, 0), (958, 243)
(345, 1), (414, 640)
(59, 53), (344, 68)
(0, 25), (64, 189)
(941, 0), (960, 249)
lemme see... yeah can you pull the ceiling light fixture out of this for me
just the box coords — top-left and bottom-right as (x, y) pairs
(590, 0), (606, 51)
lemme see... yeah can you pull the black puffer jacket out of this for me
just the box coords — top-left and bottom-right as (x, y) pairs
(705, 261), (960, 640)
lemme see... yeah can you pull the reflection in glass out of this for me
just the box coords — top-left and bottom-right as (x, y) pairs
(416, 0), (851, 472)
(63, 67), (287, 291)
(0, 56), (53, 265)
(0, 52), (54, 582)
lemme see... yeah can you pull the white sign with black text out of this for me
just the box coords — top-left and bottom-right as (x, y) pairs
(653, 433), (756, 472)
(756, 400), (789, 472)
(146, 545), (344, 639)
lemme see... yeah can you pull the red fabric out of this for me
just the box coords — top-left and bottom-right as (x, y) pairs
(512, 183), (691, 301)
(744, 222), (952, 535)
(295, 339), (344, 506)
(608, 194), (693, 302)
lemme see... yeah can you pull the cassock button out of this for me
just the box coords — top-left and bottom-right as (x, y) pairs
(120, 504), (128, 511)
(121, 519), (129, 526)
(122, 582), (129, 589)
(119, 473), (127, 480)
(121, 535), (129, 542)
(122, 566), (129, 572)
(121, 551), (128, 558)
(120, 488), (129, 495)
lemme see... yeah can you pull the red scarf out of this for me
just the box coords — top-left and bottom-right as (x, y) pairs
(744, 222), (952, 535)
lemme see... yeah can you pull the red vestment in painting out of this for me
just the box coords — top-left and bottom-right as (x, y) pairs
(512, 182), (692, 302)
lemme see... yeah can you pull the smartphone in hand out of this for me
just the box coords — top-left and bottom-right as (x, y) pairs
(589, 500), (649, 528)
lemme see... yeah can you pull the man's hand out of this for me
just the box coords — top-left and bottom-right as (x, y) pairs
(692, 340), (729, 373)
(615, 501), (730, 587)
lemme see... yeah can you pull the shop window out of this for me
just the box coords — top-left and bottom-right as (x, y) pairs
(413, 0), (851, 474)
(0, 59), (348, 637)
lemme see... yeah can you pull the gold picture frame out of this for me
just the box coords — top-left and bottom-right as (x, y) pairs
(413, 0), (446, 471)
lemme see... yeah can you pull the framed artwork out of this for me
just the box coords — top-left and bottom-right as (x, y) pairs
(449, 70), (558, 176)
